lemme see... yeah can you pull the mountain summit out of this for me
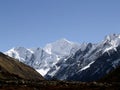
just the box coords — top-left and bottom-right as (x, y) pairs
(44, 38), (80, 56)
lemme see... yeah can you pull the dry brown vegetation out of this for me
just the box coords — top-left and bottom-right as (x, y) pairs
(0, 52), (44, 80)
(0, 80), (120, 90)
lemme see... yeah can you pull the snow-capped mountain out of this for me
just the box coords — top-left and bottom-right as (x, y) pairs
(44, 38), (80, 56)
(5, 47), (52, 76)
(5, 39), (80, 76)
(5, 34), (120, 81)
(45, 34), (120, 81)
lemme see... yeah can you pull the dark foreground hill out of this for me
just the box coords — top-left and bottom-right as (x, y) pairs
(0, 52), (44, 80)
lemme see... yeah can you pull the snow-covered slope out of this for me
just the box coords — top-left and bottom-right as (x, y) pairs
(44, 38), (80, 56)
(5, 47), (52, 76)
(45, 43), (95, 80)
(45, 34), (120, 81)
(5, 39), (80, 76)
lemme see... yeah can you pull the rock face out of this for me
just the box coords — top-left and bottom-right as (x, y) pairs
(68, 45), (120, 81)
(0, 52), (44, 80)
(45, 34), (120, 81)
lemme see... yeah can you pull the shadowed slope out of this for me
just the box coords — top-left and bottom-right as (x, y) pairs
(99, 66), (120, 82)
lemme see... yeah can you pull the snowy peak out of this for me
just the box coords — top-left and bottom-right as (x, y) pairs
(102, 34), (120, 53)
(105, 34), (118, 41)
(5, 47), (51, 76)
(44, 38), (80, 56)
(103, 34), (120, 44)
(5, 47), (35, 62)
(5, 39), (81, 76)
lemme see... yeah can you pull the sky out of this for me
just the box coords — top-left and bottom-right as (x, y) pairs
(0, 0), (120, 52)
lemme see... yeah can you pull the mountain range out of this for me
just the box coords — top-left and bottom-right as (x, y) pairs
(5, 39), (80, 76)
(5, 34), (120, 82)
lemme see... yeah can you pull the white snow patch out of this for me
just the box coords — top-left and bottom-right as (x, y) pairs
(27, 49), (34, 53)
(6, 48), (21, 60)
(56, 56), (61, 61)
(118, 35), (120, 38)
(36, 68), (50, 76)
(103, 40), (118, 54)
(80, 61), (95, 71)
(64, 58), (67, 61)
(19, 57), (25, 62)
(104, 46), (116, 53)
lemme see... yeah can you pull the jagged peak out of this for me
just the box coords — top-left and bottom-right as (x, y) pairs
(102, 34), (120, 46)
(104, 34), (119, 41)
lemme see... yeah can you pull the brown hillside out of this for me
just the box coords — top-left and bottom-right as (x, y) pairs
(0, 52), (44, 80)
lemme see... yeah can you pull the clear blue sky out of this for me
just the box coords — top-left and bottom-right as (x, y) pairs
(0, 0), (120, 51)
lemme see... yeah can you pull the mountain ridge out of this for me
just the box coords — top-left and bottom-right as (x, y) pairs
(45, 34), (120, 81)
(5, 34), (120, 82)
(5, 39), (80, 76)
